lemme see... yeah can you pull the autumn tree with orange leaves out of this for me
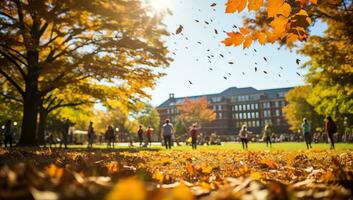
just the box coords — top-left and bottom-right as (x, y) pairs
(177, 97), (216, 133)
(223, 0), (318, 48)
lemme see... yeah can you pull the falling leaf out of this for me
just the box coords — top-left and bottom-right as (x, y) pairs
(188, 80), (193, 84)
(223, 32), (244, 46)
(263, 70), (268, 74)
(210, 3), (217, 7)
(176, 25), (184, 34)
(296, 59), (301, 65)
(228, 62), (234, 64)
(263, 57), (267, 62)
(214, 29), (218, 34)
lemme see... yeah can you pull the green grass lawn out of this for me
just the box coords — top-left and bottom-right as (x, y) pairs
(65, 142), (353, 151)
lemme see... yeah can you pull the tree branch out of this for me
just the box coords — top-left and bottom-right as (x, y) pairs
(0, 67), (24, 96)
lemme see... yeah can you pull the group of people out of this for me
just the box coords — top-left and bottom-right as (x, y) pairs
(137, 125), (153, 147)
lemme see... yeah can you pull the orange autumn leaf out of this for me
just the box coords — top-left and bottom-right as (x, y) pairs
(239, 27), (250, 35)
(270, 16), (289, 35)
(286, 33), (299, 45)
(225, 0), (239, 13)
(243, 36), (253, 49)
(267, 0), (284, 18)
(257, 32), (267, 45)
(47, 163), (64, 179)
(277, 3), (291, 17)
(248, 0), (263, 11)
(223, 32), (245, 46)
(225, 0), (247, 13)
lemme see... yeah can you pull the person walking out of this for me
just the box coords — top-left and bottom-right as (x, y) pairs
(325, 116), (337, 149)
(190, 125), (198, 149)
(239, 125), (250, 150)
(301, 118), (312, 149)
(145, 127), (153, 147)
(137, 125), (144, 146)
(161, 119), (174, 149)
(263, 125), (272, 147)
(60, 119), (70, 149)
(87, 121), (95, 149)
(4, 120), (13, 147)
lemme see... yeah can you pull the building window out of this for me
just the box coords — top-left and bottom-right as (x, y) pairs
(255, 104), (259, 109)
(247, 112), (251, 119)
(211, 97), (222, 102)
(275, 109), (281, 116)
(263, 110), (271, 117)
(239, 113), (243, 119)
(263, 102), (271, 109)
(276, 118), (281, 125)
(243, 113), (247, 119)
(256, 121), (260, 127)
(275, 101), (280, 107)
(255, 112), (259, 118)
(247, 104), (250, 110)
(278, 92), (285, 97)
(217, 112), (223, 119)
(251, 112), (255, 119)
(234, 105), (238, 111)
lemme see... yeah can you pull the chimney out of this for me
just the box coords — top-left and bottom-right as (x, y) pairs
(169, 93), (175, 99)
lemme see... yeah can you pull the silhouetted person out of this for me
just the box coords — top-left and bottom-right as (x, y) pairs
(162, 119), (174, 149)
(239, 125), (250, 150)
(263, 125), (272, 147)
(190, 125), (198, 149)
(145, 127), (153, 147)
(4, 120), (13, 147)
(105, 125), (115, 148)
(87, 121), (95, 149)
(302, 118), (312, 149)
(60, 119), (70, 149)
(137, 125), (144, 146)
(325, 116), (337, 149)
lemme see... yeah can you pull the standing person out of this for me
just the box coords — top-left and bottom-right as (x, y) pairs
(4, 120), (13, 147)
(263, 125), (272, 147)
(60, 119), (70, 149)
(87, 121), (95, 149)
(105, 125), (115, 148)
(301, 118), (312, 149)
(325, 116), (337, 149)
(161, 119), (174, 149)
(145, 127), (153, 147)
(137, 125), (144, 146)
(239, 125), (250, 150)
(190, 125), (198, 149)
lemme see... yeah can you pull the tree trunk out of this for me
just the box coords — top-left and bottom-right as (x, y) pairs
(37, 108), (48, 145)
(18, 77), (39, 146)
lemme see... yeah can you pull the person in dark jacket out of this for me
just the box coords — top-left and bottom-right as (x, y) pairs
(137, 125), (144, 146)
(190, 125), (198, 149)
(325, 116), (337, 149)
(4, 120), (13, 147)
(60, 119), (70, 149)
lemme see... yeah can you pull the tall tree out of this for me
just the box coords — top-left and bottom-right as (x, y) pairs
(177, 97), (216, 129)
(0, 0), (170, 145)
(282, 86), (324, 131)
(135, 104), (161, 134)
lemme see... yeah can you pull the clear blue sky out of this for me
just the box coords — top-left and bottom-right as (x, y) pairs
(147, 0), (327, 106)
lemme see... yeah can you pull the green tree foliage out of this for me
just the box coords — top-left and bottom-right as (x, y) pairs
(283, 86), (324, 131)
(0, 0), (171, 145)
(136, 104), (161, 134)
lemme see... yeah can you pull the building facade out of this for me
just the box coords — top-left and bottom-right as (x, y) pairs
(157, 86), (293, 136)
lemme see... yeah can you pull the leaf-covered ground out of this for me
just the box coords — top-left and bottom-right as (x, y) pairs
(1, 147), (353, 200)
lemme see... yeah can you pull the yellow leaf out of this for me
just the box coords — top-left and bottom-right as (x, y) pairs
(105, 177), (147, 200)
(154, 170), (164, 183)
(270, 16), (289, 35)
(170, 183), (194, 200)
(267, 0), (284, 18)
(202, 166), (213, 174)
(240, 27), (250, 35)
(243, 36), (253, 48)
(248, 0), (263, 11)
(250, 172), (262, 180)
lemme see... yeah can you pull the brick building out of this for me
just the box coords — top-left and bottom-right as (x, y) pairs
(157, 86), (294, 136)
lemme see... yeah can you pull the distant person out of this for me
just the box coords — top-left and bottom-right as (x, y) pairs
(145, 127), (153, 147)
(137, 125), (144, 146)
(190, 125), (198, 149)
(301, 118), (312, 149)
(4, 120), (13, 147)
(48, 133), (54, 148)
(60, 119), (70, 149)
(105, 125), (115, 148)
(87, 121), (95, 149)
(263, 125), (272, 147)
(325, 116), (337, 149)
(239, 125), (250, 150)
(161, 119), (174, 149)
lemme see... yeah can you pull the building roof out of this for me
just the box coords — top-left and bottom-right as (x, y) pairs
(157, 86), (294, 108)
